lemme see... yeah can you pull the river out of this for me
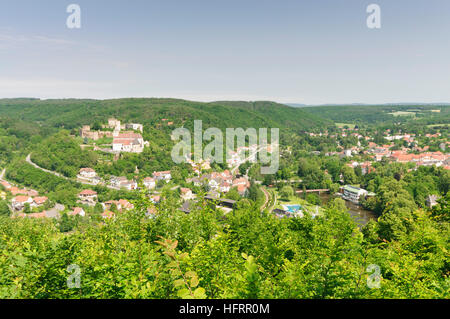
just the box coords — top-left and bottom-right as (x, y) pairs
(316, 193), (378, 225)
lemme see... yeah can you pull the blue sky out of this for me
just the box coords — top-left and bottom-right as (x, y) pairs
(0, 0), (449, 104)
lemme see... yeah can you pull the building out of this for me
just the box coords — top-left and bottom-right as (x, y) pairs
(78, 189), (98, 206)
(33, 196), (48, 206)
(107, 118), (121, 131)
(125, 123), (143, 132)
(12, 196), (33, 211)
(69, 207), (86, 217)
(340, 185), (368, 203)
(153, 171), (172, 182)
(102, 210), (115, 219)
(80, 125), (114, 141)
(143, 177), (156, 190)
(119, 180), (138, 190)
(112, 132), (145, 153)
(118, 199), (134, 211)
(180, 188), (195, 201)
(78, 168), (97, 179)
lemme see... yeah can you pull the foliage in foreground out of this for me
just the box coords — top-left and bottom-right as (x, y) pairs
(0, 194), (448, 299)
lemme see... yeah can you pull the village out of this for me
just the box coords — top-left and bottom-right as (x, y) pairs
(0, 118), (448, 222)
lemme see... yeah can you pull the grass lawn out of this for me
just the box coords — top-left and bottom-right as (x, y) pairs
(272, 189), (325, 215)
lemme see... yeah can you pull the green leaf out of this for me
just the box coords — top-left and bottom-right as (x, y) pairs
(190, 276), (199, 288)
(174, 279), (185, 288)
(193, 287), (206, 299)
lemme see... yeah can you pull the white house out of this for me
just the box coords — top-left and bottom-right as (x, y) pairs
(78, 168), (97, 179)
(12, 196), (33, 211)
(153, 171), (172, 182)
(69, 207), (86, 217)
(143, 177), (156, 189)
(78, 189), (98, 206)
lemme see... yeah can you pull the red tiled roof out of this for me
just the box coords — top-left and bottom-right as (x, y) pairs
(33, 196), (48, 205)
(79, 189), (97, 196)
(13, 195), (31, 203)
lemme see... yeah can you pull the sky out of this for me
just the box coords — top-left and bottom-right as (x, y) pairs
(0, 0), (449, 104)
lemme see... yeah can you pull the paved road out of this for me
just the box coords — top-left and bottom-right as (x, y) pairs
(0, 168), (5, 180)
(45, 203), (65, 218)
(26, 153), (121, 191)
(26, 153), (70, 180)
(230, 147), (264, 175)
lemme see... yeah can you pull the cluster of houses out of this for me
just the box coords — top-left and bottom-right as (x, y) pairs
(76, 189), (134, 219)
(226, 143), (277, 168)
(0, 180), (50, 212)
(187, 170), (251, 197)
(311, 126), (450, 171)
(368, 144), (450, 169)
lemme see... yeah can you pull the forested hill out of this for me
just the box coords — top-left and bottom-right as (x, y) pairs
(0, 98), (330, 131)
(301, 104), (450, 125)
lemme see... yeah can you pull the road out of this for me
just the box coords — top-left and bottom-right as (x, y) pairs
(260, 187), (270, 212)
(26, 153), (121, 190)
(26, 153), (70, 180)
(0, 168), (5, 180)
(230, 146), (265, 175)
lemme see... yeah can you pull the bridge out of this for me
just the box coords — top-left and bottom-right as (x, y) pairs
(295, 189), (329, 194)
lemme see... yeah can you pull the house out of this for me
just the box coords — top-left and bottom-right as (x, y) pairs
(118, 199), (134, 211)
(119, 179), (137, 190)
(233, 177), (250, 196)
(110, 176), (128, 188)
(112, 132), (145, 153)
(69, 207), (86, 217)
(78, 168), (101, 185)
(26, 190), (39, 197)
(180, 188), (195, 201)
(143, 177), (156, 189)
(153, 171), (172, 182)
(340, 185), (368, 203)
(237, 184), (249, 196)
(78, 168), (97, 179)
(150, 195), (161, 204)
(0, 180), (11, 190)
(78, 189), (98, 206)
(33, 196), (48, 206)
(103, 200), (122, 211)
(102, 210), (115, 219)
(10, 187), (27, 196)
(12, 196), (33, 211)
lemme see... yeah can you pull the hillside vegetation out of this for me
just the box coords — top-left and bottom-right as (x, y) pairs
(0, 98), (330, 131)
